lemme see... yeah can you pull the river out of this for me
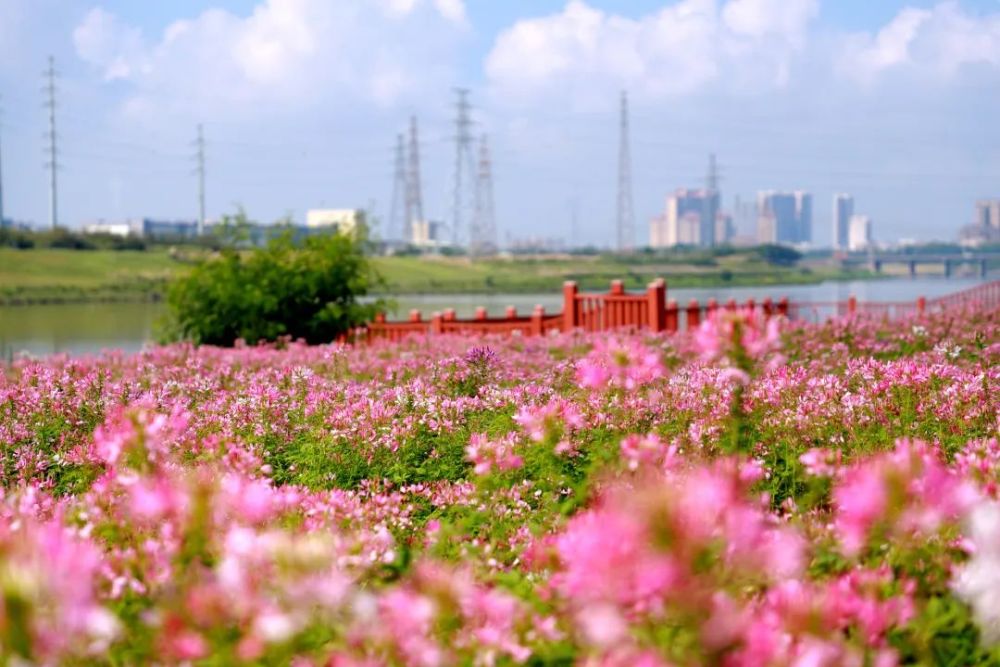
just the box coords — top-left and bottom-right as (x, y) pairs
(0, 277), (990, 358)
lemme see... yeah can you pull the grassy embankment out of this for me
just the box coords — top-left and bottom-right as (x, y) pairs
(0, 247), (874, 306)
(0, 248), (180, 305)
(370, 254), (874, 293)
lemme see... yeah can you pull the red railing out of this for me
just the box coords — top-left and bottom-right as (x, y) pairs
(926, 280), (1000, 312)
(355, 278), (998, 343)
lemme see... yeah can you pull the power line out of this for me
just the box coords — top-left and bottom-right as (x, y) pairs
(195, 123), (206, 235)
(471, 134), (497, 256)
(451, 87), (476, 247)
(43, 56), (59, 229)
(616, 90), (635, 252)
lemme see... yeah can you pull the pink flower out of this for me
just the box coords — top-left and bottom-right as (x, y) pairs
(575, 338), (665, 391)
(466, 433), (523, 476)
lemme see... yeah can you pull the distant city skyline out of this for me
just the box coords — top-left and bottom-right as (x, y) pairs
(0, 0), (999, 246)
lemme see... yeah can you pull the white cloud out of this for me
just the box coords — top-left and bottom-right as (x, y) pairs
(73, 7), (149, 81)
(73, 0), (465, 120)
(722, 0), (818, 47)
(484, 0), (818, 108)
(433, 0), (466, 25)
(838, 2), (1000, 84)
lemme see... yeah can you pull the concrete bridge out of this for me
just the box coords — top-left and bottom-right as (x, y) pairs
(841, 252), (998, 278)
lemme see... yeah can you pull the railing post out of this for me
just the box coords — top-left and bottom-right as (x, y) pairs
(725, 298), (737, 312)
(505, 306), (517, 320)
(687, 299), (701, 329)
(762, 297), (774, 318)
(431, 312), (442, 335)
(847, 296), (857, 316)
(916, 296), (926, 316)
(409, 309), (422, 323)
(610, 280), (625, 295)
(665, 299), (679, 332)
(475, 307), (487, 321)
(563, 281), (579, 332)
(777, 297), (789, 318)
(374, 312), (386, 324)
(530, 305), (544, 336)
(745, 298), (755, 313)
(443, 308), (456, 322)
(707, 298), (718, 316)
(646, 279), (666, 332)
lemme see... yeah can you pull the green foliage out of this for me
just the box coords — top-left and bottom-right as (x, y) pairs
(161, 212), (386, 346)
(755, 244), (803, 267)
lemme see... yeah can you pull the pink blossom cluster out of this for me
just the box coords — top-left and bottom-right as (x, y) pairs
(575, 336), (666, 391)
(0, 303), (995, 662)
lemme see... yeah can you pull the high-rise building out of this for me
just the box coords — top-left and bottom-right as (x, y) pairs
(715, 211), (734, 245)
(832, 194), (854, 251)
(756, 212), (776, 245)
(848, 214), (872, 251)
(795, 191), (812, 244)
(648, 188), (719, 248)
(649, 215), (669, 248)
(975, 200), (1000, 230)
(962, 199), (1000, 246)
(756, 190), (812, 245)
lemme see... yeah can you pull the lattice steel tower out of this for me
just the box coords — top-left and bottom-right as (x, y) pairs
(451, 88), (476, 247)
(194, 124), (206, 236)
(471, 134), (497, 256)
(405, 116), (424, 239)
(616, 90), (635, 252)
(389, 133), (408, 242)
(43, 56), (59, 230)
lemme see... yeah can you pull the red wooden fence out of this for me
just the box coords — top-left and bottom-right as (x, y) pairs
(354, 278), (998, 344)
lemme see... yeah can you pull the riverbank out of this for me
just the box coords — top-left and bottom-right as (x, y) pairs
(1, 247), (884, 306)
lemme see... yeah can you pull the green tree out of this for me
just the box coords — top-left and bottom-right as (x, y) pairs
(161, 214), (386, 346)
(755, 244), (802, 267)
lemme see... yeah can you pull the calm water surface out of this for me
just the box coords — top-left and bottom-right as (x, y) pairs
(0, 277), (990, 358)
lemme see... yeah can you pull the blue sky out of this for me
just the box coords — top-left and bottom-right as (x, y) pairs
(1, 0), (999, 247)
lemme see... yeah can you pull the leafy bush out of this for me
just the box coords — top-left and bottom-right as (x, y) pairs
(161, 217), (385, 346)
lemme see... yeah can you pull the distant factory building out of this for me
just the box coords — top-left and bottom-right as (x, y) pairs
(756, 191), (812, 246)
(136, 219), (201, 239)
(305, 209), (361, 235)
(832, 193), (854, 251)
(848, 214), (873, 251)
(82, 221), (133, 237)
(411, 219), (445, 248)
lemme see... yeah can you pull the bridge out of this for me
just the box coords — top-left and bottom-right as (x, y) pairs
(839, 252), (999, 278)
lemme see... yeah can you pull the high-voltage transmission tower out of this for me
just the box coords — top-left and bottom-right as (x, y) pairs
(615, 90), (635, 253)
(194, 124), (206, 236)
(388, 133), (408, 242)
(450, 88), (477, 247)
(703, 152), (720, 247)
(470, 134), (497, 256)
(43, 56), (59, 229)
(404, 116), (424, 238)
(0, 95), (5, 226)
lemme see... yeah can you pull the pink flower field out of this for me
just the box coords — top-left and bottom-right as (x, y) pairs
(0, 304), (998, 665)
